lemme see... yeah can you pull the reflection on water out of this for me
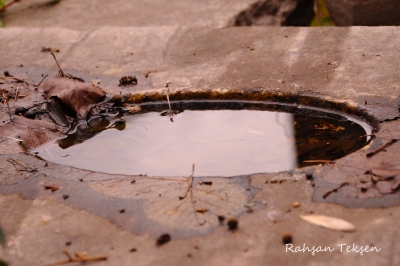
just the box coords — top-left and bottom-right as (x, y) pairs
(34, 103), (369, 176)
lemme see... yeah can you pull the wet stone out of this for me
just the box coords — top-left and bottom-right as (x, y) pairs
(33, 101), (371, 176)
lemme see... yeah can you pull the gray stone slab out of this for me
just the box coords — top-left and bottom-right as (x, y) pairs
(1, 26), (399, 118)
(1, 25), (400, 266)
(0, 0), (255, 29)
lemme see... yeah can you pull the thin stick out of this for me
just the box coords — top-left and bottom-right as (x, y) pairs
(63, 250), (74, 261)
(322, 182), (349, 199)
(302, 160), (334, 164)
(15, 84), (20, 101)
(166, 88), (172, 114)
(0, 76), (38, 86)
(190, 183), (204, 226)
(37, 74), (49, 88)
(360, 134), (375, 138)
(50, 52), (65, 77)
(44, 250), (107, 266)
(367, 139), (398, 158)
(179, 164), (195, 200)
(2, 91), (13, 124)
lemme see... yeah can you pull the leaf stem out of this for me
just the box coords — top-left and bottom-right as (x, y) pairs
(179, 164), (195, 200)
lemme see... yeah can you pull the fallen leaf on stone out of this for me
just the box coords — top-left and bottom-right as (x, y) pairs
(7, 158), (37, 173)
(42, 73), (106, 117)
(299, 215), (356, 232)
(0, 116), (61, 152)
(316, 151), (370, 185)
(47, 97), (69, 127)
(313, 139), (400, 201)
(89, 176), (249, 233)
(370, 168), (400, 180)
(375, 120), (400, 140)
(339, 181), (390, 198)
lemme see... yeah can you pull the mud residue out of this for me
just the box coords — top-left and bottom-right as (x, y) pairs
(126, 88), (380, 131)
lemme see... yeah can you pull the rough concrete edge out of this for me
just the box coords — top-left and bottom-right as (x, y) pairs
(126, 87), (381, 131)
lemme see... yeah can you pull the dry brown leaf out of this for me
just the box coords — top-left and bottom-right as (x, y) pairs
(392, 175), (400, 191)
(375, 120), (400, 140)
(371, 168), (400, 179)
(42, 74), (106, 117)
(314, 151), (369, 184)
(313, 140), (400, 200)
(299, 215), (356, 232)
(339, 183), (382, 198)
(0, 116), (61, 151)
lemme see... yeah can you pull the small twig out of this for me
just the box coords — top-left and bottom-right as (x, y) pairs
(179, 164), (195, 200)
(15, 83), (20, 101)
(44, 250), (107, 266)
(302, 160), (335, 164)
(63, 250), (74, 261)
(164, 84), (175, 122)
(322, 182), (349, 199)
(367, 139), (398, 158)
(0, 75), (37, 86)
(166, 88), (172, 114)
(190, 182), (204, 226)
(2, 90), (13, 124)
(50, 52), (65, 77)
(37, 74), (49, 88)
(360, 134), (375, 138)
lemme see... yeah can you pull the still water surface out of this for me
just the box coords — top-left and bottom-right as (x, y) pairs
(34, 107), (369, 176)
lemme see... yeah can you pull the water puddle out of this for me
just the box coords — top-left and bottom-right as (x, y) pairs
(33, 101), (371, 176)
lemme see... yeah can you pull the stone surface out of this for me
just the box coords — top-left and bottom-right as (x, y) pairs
(0, 0), (316, 29)
(1, 25), (400, 266)
(1, 2), (400, 265)
(325, 0), (400, 26)
(0, 0), (255, 29)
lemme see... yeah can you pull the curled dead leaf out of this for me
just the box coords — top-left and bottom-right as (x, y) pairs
(299, 215), (355, 232)
(0, 116), (61, 150)
(370, 168), (400, 179)
(42, 74), (106, 117)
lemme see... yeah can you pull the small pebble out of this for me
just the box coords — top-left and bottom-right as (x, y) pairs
(227, 218), (238, 230)
(293, 201), (300, 208)
(156, 234), (171, 246)
(282, 233), (293, 244)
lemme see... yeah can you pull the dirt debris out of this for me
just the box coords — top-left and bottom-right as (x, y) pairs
(118, 76), (137, 86)
(156, 234), (171, 247)
(227, 218), (238, 231)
